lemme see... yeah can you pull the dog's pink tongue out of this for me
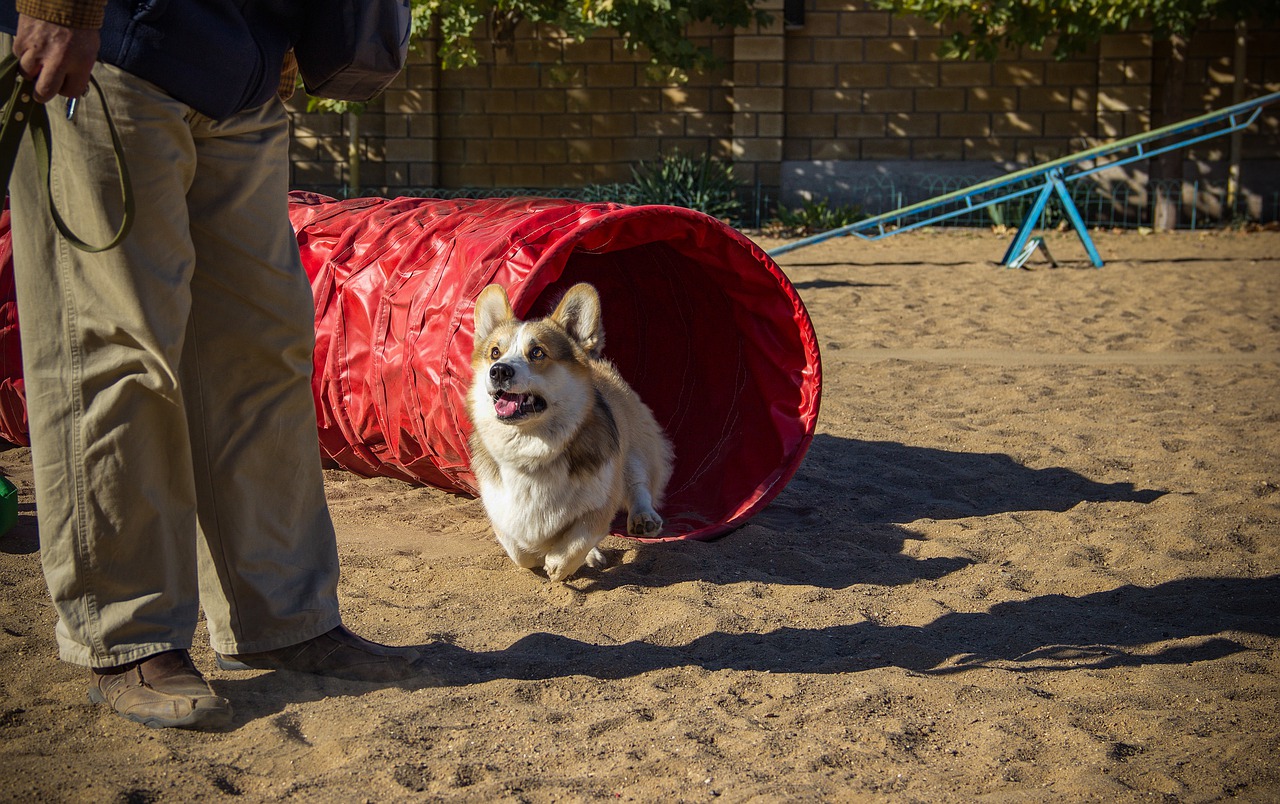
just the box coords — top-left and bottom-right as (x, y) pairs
(494, 393), (522, 418)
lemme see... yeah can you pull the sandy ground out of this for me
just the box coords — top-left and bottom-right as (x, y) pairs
(1, 227), (1277, 802)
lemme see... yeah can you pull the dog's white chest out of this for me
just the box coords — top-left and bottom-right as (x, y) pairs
(479, 459), (617, 544)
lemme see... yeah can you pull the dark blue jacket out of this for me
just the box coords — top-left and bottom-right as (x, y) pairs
(2, 0), (303, 120)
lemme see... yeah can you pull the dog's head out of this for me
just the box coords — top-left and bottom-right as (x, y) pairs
(470, 283), (605, 425)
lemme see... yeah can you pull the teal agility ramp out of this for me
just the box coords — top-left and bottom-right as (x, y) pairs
(768, 90), (1280, 268)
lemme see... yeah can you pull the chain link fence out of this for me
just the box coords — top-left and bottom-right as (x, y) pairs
(296, 176), (1279, 232)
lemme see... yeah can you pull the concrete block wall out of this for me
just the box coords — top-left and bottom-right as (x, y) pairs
(779, 2), (1155, 207)
(431, 26), (735, 189)
(289, 20), (736, 194)
(287, 2), (1280, 217)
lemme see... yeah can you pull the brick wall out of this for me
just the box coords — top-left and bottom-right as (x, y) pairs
(288, 2), (1280, 218)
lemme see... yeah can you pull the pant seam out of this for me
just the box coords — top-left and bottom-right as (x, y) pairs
(185, 308), (248, 640)
(48, 164), (107, 659)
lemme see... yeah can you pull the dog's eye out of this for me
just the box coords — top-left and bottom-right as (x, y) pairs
(489, 345), (501, 360)
(529, 346), (546, 361)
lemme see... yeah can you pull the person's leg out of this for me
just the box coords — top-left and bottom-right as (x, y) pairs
(7, 45), (232, 728)
(180, 100), (419, 681)
(10, 53), (205, 668)
(179, 101), (342, 654)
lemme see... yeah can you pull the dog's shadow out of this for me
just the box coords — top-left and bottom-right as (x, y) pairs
(582, 433), (1165, 592)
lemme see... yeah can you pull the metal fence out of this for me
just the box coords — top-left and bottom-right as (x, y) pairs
(296, 176), (1280, 232)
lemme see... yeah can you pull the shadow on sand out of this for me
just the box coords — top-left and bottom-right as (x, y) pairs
(586, 434), (1166, 592)
(420, 574), (1278, 685)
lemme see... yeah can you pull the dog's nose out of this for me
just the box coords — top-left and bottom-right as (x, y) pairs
(489, 363), (514, 385)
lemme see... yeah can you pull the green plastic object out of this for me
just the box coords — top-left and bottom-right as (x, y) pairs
(0, 476), (17, 536)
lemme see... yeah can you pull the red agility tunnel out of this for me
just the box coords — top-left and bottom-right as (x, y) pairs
(0, 205), (26, 448)
(0, 194), (821, 542)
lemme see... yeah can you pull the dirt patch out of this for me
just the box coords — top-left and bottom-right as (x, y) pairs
(2, 227), (1277, 801)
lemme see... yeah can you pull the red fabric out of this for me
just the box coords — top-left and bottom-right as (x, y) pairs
(0, 193), (821, 541)
(0, 204), (28, 448)
(289, 193), (821, 541)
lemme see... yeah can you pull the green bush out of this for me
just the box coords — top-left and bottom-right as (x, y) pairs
(617, 153), (744, 224)
(767, 197), (865, 236)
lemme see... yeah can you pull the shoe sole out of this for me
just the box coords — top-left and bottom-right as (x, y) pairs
(215, 651), (422, 682)
(88, 687), (234, 730)
(214, 654), (252, 672)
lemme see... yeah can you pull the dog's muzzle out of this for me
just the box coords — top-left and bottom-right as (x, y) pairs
(488, 362), (547, 420)
(489, 362), (515, 387)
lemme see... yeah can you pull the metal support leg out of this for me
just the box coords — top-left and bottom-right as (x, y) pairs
(1052, 174), (1104, 268)
(1001, 170), (1106, 269)
(1000, 179), (1055, 267)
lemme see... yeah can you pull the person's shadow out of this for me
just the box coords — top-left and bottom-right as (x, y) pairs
(216, 571), (1277, 720)
(429, 573), (1278, 683)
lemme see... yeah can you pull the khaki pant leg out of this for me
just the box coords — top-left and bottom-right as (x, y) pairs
(10, 58), (204, 667)
(182, 103), (341, 655)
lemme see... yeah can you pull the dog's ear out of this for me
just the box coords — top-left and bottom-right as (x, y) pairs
(551, 283), (604, 358)
(474, 284), (514, 345)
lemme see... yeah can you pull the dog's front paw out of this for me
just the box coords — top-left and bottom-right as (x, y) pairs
(627, 510), (663, 537)
(585, 547), (610, 569)
(543, 555), (578, 583)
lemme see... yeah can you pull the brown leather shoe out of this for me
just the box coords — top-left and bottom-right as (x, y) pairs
(89, 650), (232, 730)
(215, 625), (421, 682)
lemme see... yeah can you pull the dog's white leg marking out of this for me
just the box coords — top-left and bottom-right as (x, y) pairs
(495, 530), (543, 570)
(510, 548), (543, 570)
(624, 453), (663, 537)
(627, 487), (662, 536)
(543, 522), (603, 582)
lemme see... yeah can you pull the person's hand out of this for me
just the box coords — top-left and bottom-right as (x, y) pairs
(13, 14), (99, 103)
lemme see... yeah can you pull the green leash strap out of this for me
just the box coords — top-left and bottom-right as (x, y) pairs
(0, 56), (36, 191)
(1, 54), (133, 253)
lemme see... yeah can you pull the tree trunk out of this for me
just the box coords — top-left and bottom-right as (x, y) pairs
(347, 110), (361, 198)
(1225, 20), (1247, 221)
(1153, 32), (1189, 231)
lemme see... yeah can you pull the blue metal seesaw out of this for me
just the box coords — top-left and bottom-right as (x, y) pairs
(766, 90), (1280, 268)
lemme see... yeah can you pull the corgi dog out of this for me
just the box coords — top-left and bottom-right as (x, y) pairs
(466, 283), (673, 582)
